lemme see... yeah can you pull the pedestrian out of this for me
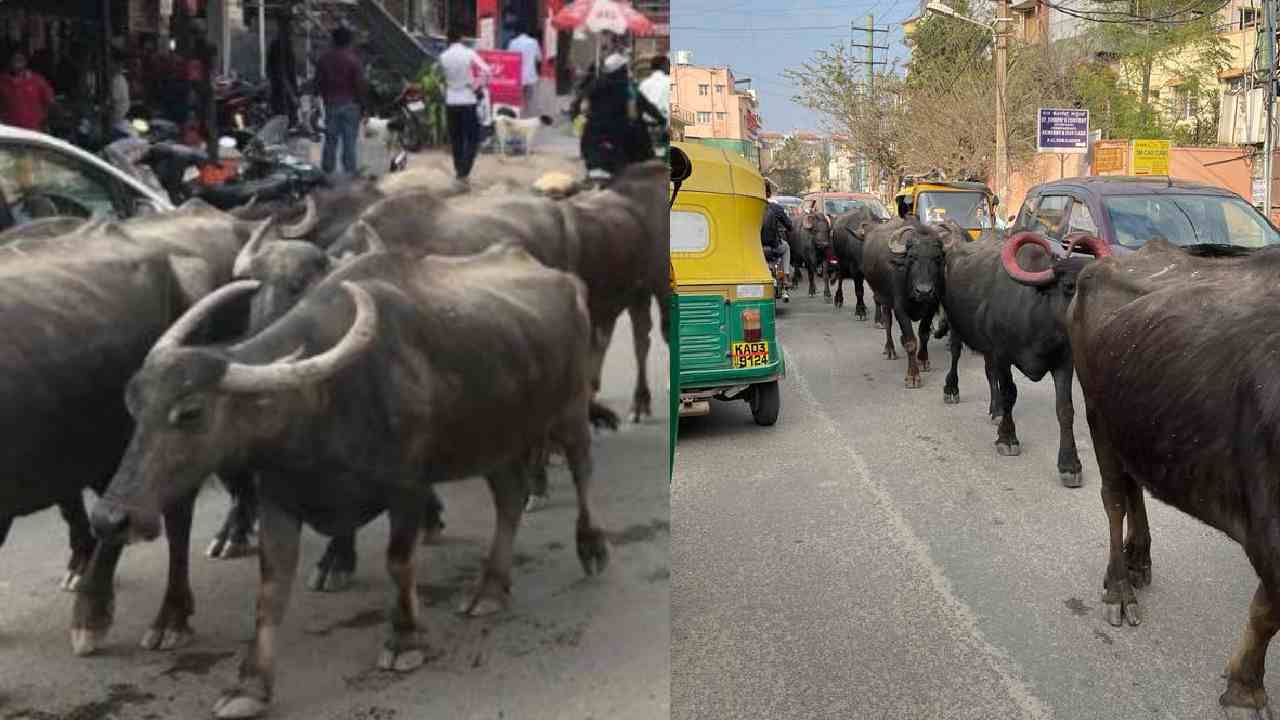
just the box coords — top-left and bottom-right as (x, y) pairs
(439, 25), (492, 186)
(314, 26), (367, 178)
(0, 51), (56, 132)
(267, 20), (298, 125)
(639, 55), (670, 121)
(506, 28), (540, 117)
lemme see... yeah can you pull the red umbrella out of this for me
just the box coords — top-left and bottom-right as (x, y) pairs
(551, 0), (656, 36)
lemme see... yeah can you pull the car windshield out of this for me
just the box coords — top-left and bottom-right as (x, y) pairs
(915, 191), (992, 229)
(1103, 194), (1280, 249)
(824, 198), (891, 219)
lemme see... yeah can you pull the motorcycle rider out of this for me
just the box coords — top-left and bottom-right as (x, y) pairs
(762, 180), (794, 301)
(569, 51), (665, 179)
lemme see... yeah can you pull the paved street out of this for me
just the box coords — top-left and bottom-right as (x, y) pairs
(672, 293), (1256, 720)
(0, 128), (670, 720)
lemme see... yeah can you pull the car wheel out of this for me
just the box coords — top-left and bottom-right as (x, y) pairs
(749, 381), (780, 426)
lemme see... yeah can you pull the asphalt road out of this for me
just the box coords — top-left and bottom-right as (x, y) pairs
(0, 171), (670, 720)
(672, 292), (1258, 720)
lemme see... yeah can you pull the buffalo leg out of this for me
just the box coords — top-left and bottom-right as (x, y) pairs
(821, 263), (831, 300)
(1221, 580), (1280, 714)
(807, 264), (817, 297)
(942, 331), (962, 405)
(881, 304), (897, 360)
(895, 305), (921, 389)
(561, 411), (608, 576)
(1095, 430), (1140, 628)
(916, 314), (935, 373)
(459, 464), (526, 617)
(208, 471), (258, 560)
(307, 534), (356, 592)
(587, 314), (620, 397)
(852, 275), (868, 322)
(832, 271), (843, 308)
(212, 497), (301, 720)
(1052, 363), (1084, 488)
(627, 295), (653, 422)
(141, 490), (198, 651)
(376, 505), (428, 672)
(1122, 479), (1151, 588)
(420, 486), (446, 544)
(70, 540), (124, 656)
(524, 445), (552, 513)
(58, 495), (96, 591)
(993, 361), (1020, 454)
(983, 353), (1003, 425)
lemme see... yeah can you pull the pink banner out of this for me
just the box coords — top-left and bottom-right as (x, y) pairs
(478, 50), (525, 109)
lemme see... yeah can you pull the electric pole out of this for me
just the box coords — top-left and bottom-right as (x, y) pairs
(994, 0), (1011, 206)
(1264, 0), (1276, 218)
(850, 15), (889, 194)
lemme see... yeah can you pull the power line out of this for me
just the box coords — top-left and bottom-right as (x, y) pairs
(1042, 0), (1234, 24)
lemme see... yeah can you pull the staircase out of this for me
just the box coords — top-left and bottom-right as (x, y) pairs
(301, 0), (438, 79)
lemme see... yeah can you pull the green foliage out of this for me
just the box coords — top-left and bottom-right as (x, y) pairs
(767, 136), (817, 195)
(904, 0), (992, 89)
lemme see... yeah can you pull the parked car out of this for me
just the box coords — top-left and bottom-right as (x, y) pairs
(800, 191), (891, 221)
(771, 194), (803, 220)
(0, 123), (173, 236)
(1012, 176), (1280, 254)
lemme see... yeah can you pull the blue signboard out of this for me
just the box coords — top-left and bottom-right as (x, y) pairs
(1036, 108), (1090, 154)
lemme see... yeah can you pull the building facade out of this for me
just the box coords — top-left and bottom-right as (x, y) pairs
(671, 51), (762, 165)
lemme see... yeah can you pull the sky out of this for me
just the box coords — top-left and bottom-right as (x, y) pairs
(670, 0), (920, 133)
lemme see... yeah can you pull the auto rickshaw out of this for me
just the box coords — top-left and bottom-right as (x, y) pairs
(895, 180), (999, 240)
(669, 141), (784, 426)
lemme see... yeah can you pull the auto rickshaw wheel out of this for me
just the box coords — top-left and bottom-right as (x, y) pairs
(749, 381), (780, 426)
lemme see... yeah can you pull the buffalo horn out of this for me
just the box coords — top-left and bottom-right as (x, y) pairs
(233, 217), (276, 278)
(1000, 232), (1056, 286)
(279, 195), (318, 238)
(353, 220), (388, 255)
(1063, 231), (1113, 259)
(887, 225), (912, 255)
(148, 280), (263, 360)
(218, 281), (378, 394)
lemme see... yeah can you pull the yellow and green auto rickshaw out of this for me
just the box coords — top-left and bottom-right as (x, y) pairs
(895, 180), (999, 240)
(668, 142), (784, 426)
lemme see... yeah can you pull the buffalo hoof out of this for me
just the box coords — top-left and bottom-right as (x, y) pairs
(207, 536), (256, 560)
(854, 309), (868, 321)
(943, 390), (959, 405)
(524, 493), (549, 513)
(69, 628), (107, 657)
(140, 626), (192, 651)
(904, 375), (923, 390)
(1103, 599), (1141, 627)
(458, 584), (509, 617)
(590, 402), (621, 431)
(1059, 471), (1084, 488)
(577, 527), (610, 575)
(883, 348), (897, 360)
(306, 567), (352, 593)
(920, 360), (932, 372)
(823, 295), (831, 304)
(1220, 705), (1274, 720)
(874, 321), (885, 330)
(60, 570), (84, 592)
(990, 414), (1004, 426)
(377, 633), (428, 672)
(213, 694), (269, 720)
(995, 441), (1021, 457)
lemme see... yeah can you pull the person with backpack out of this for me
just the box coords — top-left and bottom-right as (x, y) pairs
(761, 181), (794, 301)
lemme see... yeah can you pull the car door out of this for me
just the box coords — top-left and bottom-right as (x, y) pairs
(1061, 195), (1102, 253)
(0, 142), (142, 227)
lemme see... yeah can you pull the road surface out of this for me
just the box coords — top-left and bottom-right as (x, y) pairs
(0, 132), (670, 720)
(672, 293), (1257, 720)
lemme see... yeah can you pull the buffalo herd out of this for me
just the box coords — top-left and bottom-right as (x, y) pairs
(0, 162), (667, 718)
(797, 201), (1280, 718)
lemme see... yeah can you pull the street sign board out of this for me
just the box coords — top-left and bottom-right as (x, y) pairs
(1131, 139), (1171, 176)
(1093, 141), (1127, 174)
(478, 50), (525, 109)
(1037, 108), (1090, 153)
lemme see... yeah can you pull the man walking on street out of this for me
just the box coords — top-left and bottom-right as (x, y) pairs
(0, 52), (55, 131)
(439, 26), (492, 186)
(507, 29), (540, 116)
(315, 26), (366, 178)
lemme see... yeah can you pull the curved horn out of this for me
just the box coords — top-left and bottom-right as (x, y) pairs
(149, 279), (262, 360)
(353, 220), (388, 255)
(1062, 231), (1113, 258)
(888, 225), (912, 255)
(242, 194), (258, 212)
(1001, 232), (1056, 286)
(233, 217), (276, 278)
(218, 281), (378, 394)
(279, 195), (318, 238)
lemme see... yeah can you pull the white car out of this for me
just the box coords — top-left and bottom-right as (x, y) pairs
(0, 123), (173, 235)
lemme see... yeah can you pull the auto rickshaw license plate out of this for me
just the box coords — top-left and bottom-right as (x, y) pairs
(731, 341), (770, 368)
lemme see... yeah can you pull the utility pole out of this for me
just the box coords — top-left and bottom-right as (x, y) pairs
(1265, 0), (1276, 218)
(994, 0), (1011, 206)
(850, 15), (889, 194)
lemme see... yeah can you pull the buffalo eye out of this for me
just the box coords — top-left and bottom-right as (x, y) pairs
(167, 400), (205, 428)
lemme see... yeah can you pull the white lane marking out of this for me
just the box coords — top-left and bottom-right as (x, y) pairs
(784, 341), (1052, 720)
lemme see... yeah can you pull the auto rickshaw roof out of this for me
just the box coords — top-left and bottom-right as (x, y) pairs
(671, 141), (767, 199)
(896, 181), (994, 200)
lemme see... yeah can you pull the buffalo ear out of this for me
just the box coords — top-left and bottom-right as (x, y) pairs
(168, 255), (217, 306)
(888, 227), (912, 255)
(857, 221), (872, 239)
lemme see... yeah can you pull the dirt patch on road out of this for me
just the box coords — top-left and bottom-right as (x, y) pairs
(306, 608), (387, 637)
(161, 650), (236, 679)
(607, 519), (670, 546)
(6, 683), (156, 720)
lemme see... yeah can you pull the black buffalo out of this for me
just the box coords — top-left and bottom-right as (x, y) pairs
(91, 244), (603, 719)
(861, 219), (954, 387)
(793, 209), (829, 299)
(1066, 239), (1280, 717)
(937, 228), (1112, 487)
(828, 206), (883, 321)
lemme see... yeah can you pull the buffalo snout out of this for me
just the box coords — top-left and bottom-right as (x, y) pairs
(90, 498), (160, 544)
(913, 282), (936, 300)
